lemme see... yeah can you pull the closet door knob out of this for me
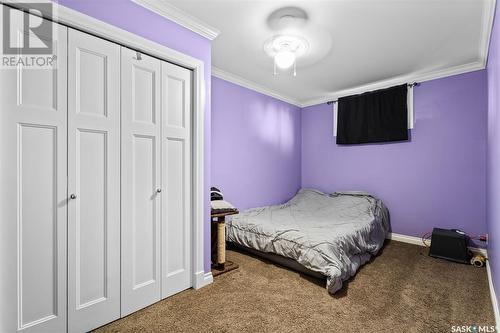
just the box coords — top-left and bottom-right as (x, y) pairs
(156, 188), (162, 193)
(70, 194), (77, 200)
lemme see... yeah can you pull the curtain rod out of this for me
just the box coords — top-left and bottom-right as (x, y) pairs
(326, 82), (420, 105)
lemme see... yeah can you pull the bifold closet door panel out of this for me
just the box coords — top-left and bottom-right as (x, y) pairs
(0, 7), (68, 333)
(121, 47), (162, 315)
(161, 61), (193, 298)
(67, 28), (121, 333)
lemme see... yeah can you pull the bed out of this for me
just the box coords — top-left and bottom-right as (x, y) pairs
(226, 188), (390, 294)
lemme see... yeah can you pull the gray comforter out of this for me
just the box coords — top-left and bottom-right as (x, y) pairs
(226, 189), (390, 294)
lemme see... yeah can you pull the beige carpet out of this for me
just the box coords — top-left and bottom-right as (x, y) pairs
(94, 241), (494, 333)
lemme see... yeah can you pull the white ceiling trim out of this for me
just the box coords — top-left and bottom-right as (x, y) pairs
(212, 67), (302, 107)
(481, 0), (497, 66)
(132, 0), (220, 40)
(301, 0), (497, 107)
(301, 61), (486, 107)
(197, 0), (495, 107)
(214, 60), (485, 108)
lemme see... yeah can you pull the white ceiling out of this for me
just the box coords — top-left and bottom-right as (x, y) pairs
(137, 0), (496, 107)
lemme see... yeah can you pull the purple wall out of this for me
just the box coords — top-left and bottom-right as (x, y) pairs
(487, 1), (500, 306)
(55, 0), (213, 272)
(51, 0), (497, 281)
(211, 77), (302, 210)
(302, 70), (488, 241)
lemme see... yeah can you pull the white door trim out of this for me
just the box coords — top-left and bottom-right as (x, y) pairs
(3, 0), (208, 290)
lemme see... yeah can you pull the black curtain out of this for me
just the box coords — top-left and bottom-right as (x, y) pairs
(336, 84), (408, 144)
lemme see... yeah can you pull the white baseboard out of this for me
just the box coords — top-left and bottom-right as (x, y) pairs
(389, 232), (496, 327)
(193, 271), (213, 289)
(386, 232), (424, 246)
(487, 260), (500, 329)
(386, 232), (488, 257)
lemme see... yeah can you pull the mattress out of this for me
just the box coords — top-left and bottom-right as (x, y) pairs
(226, 188), (390, 294)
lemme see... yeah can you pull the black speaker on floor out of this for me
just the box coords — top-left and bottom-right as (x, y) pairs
(428, 228), (471, 264)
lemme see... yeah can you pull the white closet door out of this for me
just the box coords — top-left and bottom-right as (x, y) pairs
(67, 29), (121, 333)
(161, 62), (192, 298)
(0, 7), (68, 333)
(121, 48), (162, 315)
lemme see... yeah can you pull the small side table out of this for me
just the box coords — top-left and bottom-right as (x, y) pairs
(211, 210), (238, 270)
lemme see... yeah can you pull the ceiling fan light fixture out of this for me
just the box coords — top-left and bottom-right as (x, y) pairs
(274, 49), (296, 69)
(264, 35), (308, 76)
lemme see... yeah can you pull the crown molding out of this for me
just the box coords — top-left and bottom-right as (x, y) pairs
(213, 0), (495, 108)
(214, 60), (485, 109)
(481, 0), (497, 67)
(212, 67), (302, 107)
(132, 0), (220, 40)
(300, 60), (486, 107)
